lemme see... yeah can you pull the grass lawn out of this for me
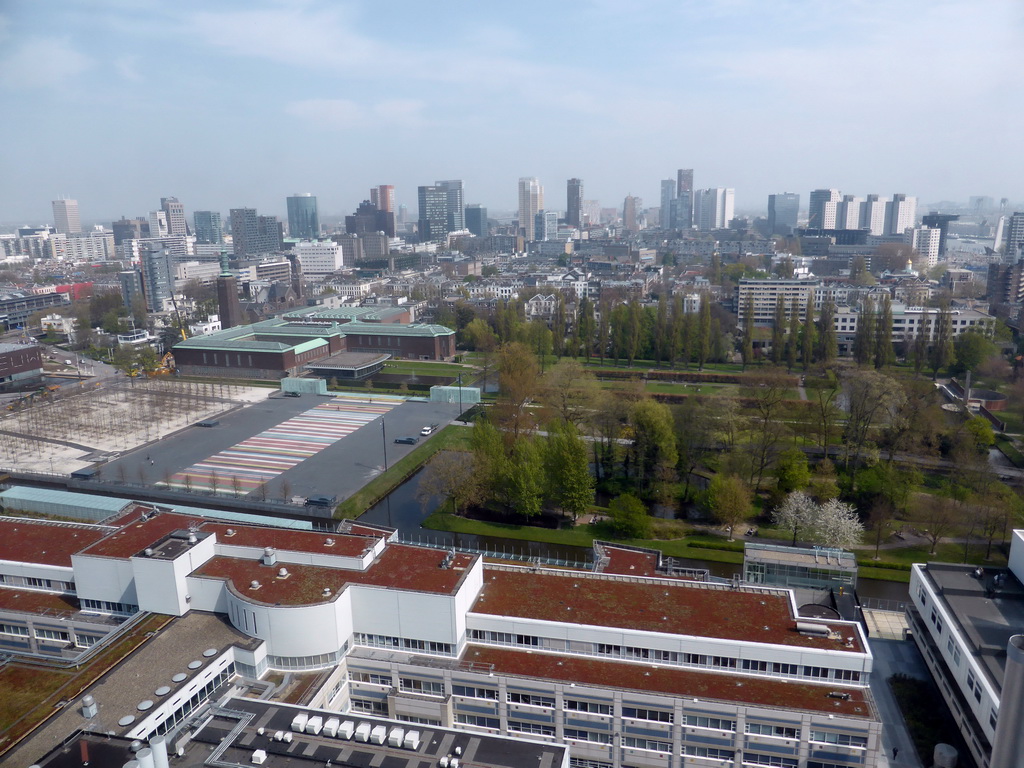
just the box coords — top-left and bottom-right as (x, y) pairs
(335, 425), (472, 519)
(995, 435), (1024, 468)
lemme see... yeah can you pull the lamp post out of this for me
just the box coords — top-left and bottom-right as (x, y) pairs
(381, 417), (388, 472)
(457, 373), (463, 423)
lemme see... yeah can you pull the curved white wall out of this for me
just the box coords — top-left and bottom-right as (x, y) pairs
(224, 587), (353, 659)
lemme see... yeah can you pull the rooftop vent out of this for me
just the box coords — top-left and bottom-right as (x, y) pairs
(277, 567), (290, 579)
(250, 580), (261, 590)
(225, 529), (236, 537)
(144, 548), (155, 557)
(325, 538), (335, 547)
(261, 548), (277, 566)
(322, 588), (332, 597)
(827, 691), (852, 701)
(187, 534), (197, 544)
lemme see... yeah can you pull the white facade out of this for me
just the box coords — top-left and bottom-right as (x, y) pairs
(907, 226), (941, 269)
(52, 198), (81, 234)
(836, 195), (863, 230)
(295, 240), (344, 275)
(885, 194), (917, 235)
(808, 188), (841, 229)
(148, 210), (169, 239)
(860, 194), (887, 235)
(519, 177), (544, 241)
(694, 188), (735, 231)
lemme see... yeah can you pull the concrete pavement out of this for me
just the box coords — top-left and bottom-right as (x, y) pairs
(868, 637), (929, 768)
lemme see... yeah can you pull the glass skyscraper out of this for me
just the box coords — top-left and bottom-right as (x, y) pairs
(287, 193), (320, 240)
(193, 210), (223, 244)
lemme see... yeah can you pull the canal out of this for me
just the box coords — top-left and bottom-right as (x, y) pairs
(357, 468), (911, 603)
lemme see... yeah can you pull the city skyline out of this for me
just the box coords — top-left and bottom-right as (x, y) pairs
(1, 0), (1022, 224)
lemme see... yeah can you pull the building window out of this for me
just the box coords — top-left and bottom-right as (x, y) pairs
(508, 692), (554, 708)
(350, 672), (391, 686)
(747, 723), (798, 738)
(683, 715), (735, 731)
(0, 623), (29, 637)
(564, 728), (611, 744)
(399, 678), (444, 696)
(683, 746), (735, 761)
(350, 698), (388, 716)
(622, 706), (673, 724)
(452, 685), (498, 700)
(810, 730), (868, 747)
(564, 699), (611, 715)
(744, 754), (798, 767)
(35, 628), (70, 643)
(621, 736), (671, 753)
(508, 721), (554, 736)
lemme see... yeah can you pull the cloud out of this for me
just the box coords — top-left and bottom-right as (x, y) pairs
(285, 98), (426, 130)
(114, 55), (143, 83)
(0, 36), (93, 90)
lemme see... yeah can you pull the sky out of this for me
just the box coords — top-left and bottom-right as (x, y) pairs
(2, 0), (1023, 227)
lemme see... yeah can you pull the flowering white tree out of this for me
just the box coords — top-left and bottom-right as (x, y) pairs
(772, 491), (818, 546)
(813, 499), (864, 549)
(773, 492), (864, 549)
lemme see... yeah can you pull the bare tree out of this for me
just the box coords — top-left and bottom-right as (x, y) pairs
(911, 493), (962, 555)
(416, 451), (483, 516)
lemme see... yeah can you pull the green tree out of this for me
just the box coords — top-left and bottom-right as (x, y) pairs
(578, 298), (596, 360)
(416, 451), (483, 516)
(674, 399), (716, 500)
(785, 297), (800, 371)
(816, 299), (837, 365)
(965, 416), (996, 452)
(853, 296), (876, 366)
(874, 296), (895, 369)
(909, 315), (930, 376)
(506, 437), (544, 517)
(842, 369), (904, 488)
(544, 420), (594, 521)
(706, 474), (753, 541)
(930, 305), (954, 378)
(654, 295), (669, 366)
(541, 359), (600, 427)
(496, 341), (540, 440)
(954, 330), (997, 375)
(629, 399), (678, 496)
(774, 448), (810, 493)
(697, 294), (711, 370)
(607, 493), (651, 539)
(771, 295), (786, 365)
(741, 296), (755, 370)
(801, 293), (817, 370)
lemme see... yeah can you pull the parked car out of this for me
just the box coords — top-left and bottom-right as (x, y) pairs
(420, 424), (438, 436)
(283, 391), (301, 397)
(394, 436), (419, 445)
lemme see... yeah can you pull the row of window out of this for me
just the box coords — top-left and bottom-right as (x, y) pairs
(0, 623), (102, 648)
(81, 598), (137, 616)
(0, 575), (74, 591)
(350, 698), (388, 715)
(468, 629), (861, 682)
(354, 633), (454, 656)
(152, 664), (235, 736)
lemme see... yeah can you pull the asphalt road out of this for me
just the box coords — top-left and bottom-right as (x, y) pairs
(102, 392), (463, 503)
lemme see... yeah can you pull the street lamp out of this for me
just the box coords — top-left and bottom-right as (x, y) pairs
(457, 373), (463, 423)
(381, 417), (388, 472)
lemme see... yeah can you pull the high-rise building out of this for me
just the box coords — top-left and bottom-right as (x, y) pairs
(160, 197), (188, 236)
(566, 178), (583, 229)
(111, 217), (148, 245)
(148, 210), (168, 239)
(345, 201), (396, 238)
(286, 194), (320, 240)
(675, 169), (694, 229)
(767, 193), (800, 235)
(52, 199), (81, 235)
(921, 212), (960, 258)
(885, 193), (917, 235)
(807, 189), (841, 229)
(437, 180), (465, 232)
(622, 195), (640, 232)
(694, 188), (734, 231)
(907, 226), (941, 269)
(534, 210), (559, 242)
(465, 204), (488, 238)
(118, 269), (144, 311)
(835, 195), (863, 230)
(860, 194), (887, 235)
(660, 181), (676, 229)
(139, 243), (175, 312)
(216, 252), (244, 330)
(518, 177), (544, 241)
(417, 185), (449, 242)
(229, 208), (283, 256)
(193, 211), (223, 245)
(370, 185), (395, 213)
(1004, 212), (1024, 260)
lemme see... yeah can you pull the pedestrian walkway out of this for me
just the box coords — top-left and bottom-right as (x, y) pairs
(868, 637), (930, 768)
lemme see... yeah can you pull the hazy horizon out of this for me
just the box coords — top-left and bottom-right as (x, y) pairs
(3, 0), (1022, 226)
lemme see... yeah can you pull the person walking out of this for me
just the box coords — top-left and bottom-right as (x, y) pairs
(892, 746), (899, 759)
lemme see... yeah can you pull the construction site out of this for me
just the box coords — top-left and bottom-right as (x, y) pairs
(0, 378), (269, 475)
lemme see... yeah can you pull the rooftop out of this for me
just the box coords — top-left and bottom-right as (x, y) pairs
(920, 561), (1024, 691)
(0, 587), (79, 615)
(465, 645), (874, 719)
(201, 522), (375, 558)
(78, 512), (203, 559)
(472, 568), (862, 653)
(193, 546), (476, 606)
(0, 518), (108, 567)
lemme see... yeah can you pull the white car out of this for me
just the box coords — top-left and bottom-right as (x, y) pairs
(420, 424), (437, 436)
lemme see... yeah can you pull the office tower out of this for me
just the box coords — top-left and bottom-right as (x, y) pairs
(345, 200), (396, 238)
(566, 178), (584, 229)
(675, 169), (694, 229)
(193, 211), (223, 244)
(397, 204), (408, 225)
(139, 243), (175, 312)
(907, 226), (941, 269)
(767, 193), (800, 235)
(921, 212), (960, 258)
(216, 252), (244, 330)
(370, 185), (395, 213)
(417, 185), (449, 242)
(230, 208), (283, 256)
(465, 204), (488, 237)
(518, 177), (544, 241)
(835, 195), (863, 230)
(148, 210), (168, 239)
(660, 181), (676, 229)
(52, 199), (81, 235)
(807, 189), (841, 229)
(118, 269), (144, 311)
(160, 197), (188, 236)
(1004, 212), (1024, 260)
(111, 217), (147, 246)
(622, 195), (640, 232)
(860, 194), (887, 235)
(534, 210), (559, 241)
(437, 180), (465, 232)
(885, 193), (917, 235)
(286, 194), (320, 240)
(694, 188), (734, 231)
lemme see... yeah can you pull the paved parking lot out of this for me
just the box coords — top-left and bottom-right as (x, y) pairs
(103, 392), (462, 502)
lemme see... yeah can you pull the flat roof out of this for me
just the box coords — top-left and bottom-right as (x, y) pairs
(472, 568), (862, 653)
(0, 518), (109, 567)
(201, 522), (374, 558)
(305, 350), (391, 371)
(0, 587), (79, 615)
(465, 645), (873, 719)
(78, 512), (202, 559)
(193, 546), (476, 606)
(921, 562), (1024, 691)
(0, 486), (133, 517)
